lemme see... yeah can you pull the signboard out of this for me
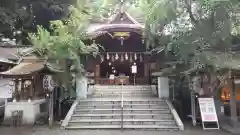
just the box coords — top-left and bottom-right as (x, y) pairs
(109, 74), (115, 80)
(131, 65), (137, 74)
(43, 75), (54, 91)
(234, 79), (240, 84)
(198, 98), (219, 130)
(0, 79), (13, 98)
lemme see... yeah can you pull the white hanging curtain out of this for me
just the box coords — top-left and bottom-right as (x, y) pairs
(134, 53), (137, 60)
(106, 53), (110, 60)
(125, 53), (128, 60)
(140, 54), (143, 62)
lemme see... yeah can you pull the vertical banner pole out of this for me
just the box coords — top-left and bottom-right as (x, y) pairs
(49, 91), (53, 127)
(134, 73), (136, 85)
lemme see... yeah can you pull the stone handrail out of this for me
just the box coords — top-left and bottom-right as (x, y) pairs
(166, 99), (184, 130)
(61, 100), (78, 128)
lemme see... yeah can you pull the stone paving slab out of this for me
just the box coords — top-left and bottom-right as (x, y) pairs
(221, 124), (240, 134)
(0, 125), (232, 135)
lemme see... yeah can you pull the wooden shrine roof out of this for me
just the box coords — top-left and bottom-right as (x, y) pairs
(87, 11), (144, 38)
(0, 56), (62, 76)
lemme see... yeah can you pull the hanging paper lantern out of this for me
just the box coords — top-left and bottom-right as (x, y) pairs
(134, 53), (137, 60)
(121, 54), (124, 62)
(106, 53), (110, 60)
(125, 53), (128, 60)
(115, 53), (119, 60)
(140, 54), (143, 62)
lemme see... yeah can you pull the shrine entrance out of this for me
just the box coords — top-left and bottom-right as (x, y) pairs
(85, 11), (153, 85)
(92, 30), (150, 85)
(99, 56), (145, 85)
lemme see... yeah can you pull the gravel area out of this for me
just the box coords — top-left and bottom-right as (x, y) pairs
(0, 124), (232, 135)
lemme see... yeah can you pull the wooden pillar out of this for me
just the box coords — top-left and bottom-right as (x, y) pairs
(95, 65), (100, 84)
(30, 77), (34, 99)
(32, 77), (35, 99)
(20, 78), (24, 100)
(144, 55), (149, 84)
(13, 78), (18, 100)
(230, 73), (238, 127)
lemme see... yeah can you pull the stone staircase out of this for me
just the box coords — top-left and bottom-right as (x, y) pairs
(62, 85), (182, 130)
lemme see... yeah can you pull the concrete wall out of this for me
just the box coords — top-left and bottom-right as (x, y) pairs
(76, 76), (87, 99)
(0, 78), (12, 116)
(158, 77), (169, 98)
(4, 99), (46, 125)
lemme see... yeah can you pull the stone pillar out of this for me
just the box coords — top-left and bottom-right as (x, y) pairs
(76, 76), (88, 99)
(157, 77), (169, 98)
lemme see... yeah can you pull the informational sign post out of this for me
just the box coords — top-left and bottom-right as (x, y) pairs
(131, 65), (137, 74)
(198, 98), (219, 130)
(131, 65), (137, 85)
(43, 75), (54, 91)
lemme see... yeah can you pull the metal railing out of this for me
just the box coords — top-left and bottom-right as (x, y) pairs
(120, 81), (124, 130)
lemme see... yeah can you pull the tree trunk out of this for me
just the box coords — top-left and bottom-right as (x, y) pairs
(60, 59), (72, 97)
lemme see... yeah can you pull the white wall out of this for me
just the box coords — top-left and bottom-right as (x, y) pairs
(158, 77), (169, 98)
(4, 99), (46, 125)
(76, 76), (87, 99)
(0, 78), (13, 116)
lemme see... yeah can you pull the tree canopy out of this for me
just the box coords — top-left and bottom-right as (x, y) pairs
(28, 1), (100, 75)
(144, 0), (240, 71)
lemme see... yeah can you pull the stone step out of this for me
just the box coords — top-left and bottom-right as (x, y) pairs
(75, 107), (169, 110)
(94, 89), (154, 92)
(66, 124), (178, 130)
(72, 113), (172, 118)
(66, 125), (121, 129)
(79, 97), (164, 101)
(68, 119), (176, 125)
(76, 104), (169, 109)
(94, 91), (153, 94)
(79, 98), (165, 103)
(94, 85), (155, 88)
(123, 125), (178, 130)
(94, 88), (154, 91)
(74, 109), (170, 114)
(68, 122), (176, 126)
(78, 102), (166, 106)
(77, 103), (168, 106)
(75, 108), (169, 111)
(91, 94), (155, 98)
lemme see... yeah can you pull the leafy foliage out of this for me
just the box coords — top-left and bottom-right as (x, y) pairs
(145, 0), (240, 70)
(28, 1), (99, 75)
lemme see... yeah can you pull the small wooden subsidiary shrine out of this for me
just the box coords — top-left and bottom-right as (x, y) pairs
(0, 56), (61, 101)
(0, 56), (61, 125)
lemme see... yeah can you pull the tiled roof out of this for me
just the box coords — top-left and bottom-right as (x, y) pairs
(0, 56), (62, 76)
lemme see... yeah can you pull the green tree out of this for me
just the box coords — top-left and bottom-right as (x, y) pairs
(144, 0), (240, 69)
(28, 1), (100, 95)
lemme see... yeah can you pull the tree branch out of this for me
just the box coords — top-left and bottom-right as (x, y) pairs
(184, 0), (198, 25)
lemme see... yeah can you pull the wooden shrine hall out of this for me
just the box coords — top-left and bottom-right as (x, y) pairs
(85, 11), (157, 85)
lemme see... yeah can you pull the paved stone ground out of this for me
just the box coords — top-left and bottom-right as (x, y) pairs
(0, 124), (232, 135)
